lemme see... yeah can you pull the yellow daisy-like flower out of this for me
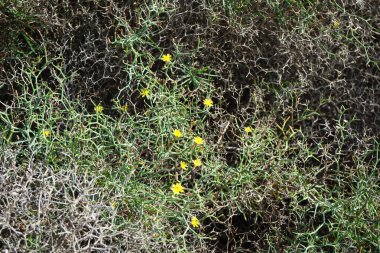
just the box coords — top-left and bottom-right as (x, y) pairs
(180, 161), (188, 170)
(94, 104), (104, 113)
(43, 130), (51, 138)
(171, 183), (185, 195)
(140, 88), (150, 98)
(110, 201), (117, 210)
(193, 159), (202, 167)
(120, 104), (128, 112)
(332, 19), (340, 29)
(173, 129), (183, 138)
(194, 136), (204, 145)
(161, 54), (172, 63)
(191, 216), (200, 228)
(244, 127), (253, 134)
(203, 98), (213, 107)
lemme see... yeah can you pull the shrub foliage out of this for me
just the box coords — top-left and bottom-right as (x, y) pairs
(1, 0), (379, 252)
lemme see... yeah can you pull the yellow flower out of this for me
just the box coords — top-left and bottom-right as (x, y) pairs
(193, 159), (202, 167)
(332, 19), (340, 29)
(203, 98), (213, 107)
(191, 216), (200, 228)
(140, 88), (150, 98)
(161, 54), (172, 63)
(43, 130), (51, 138)
(244, 127), (253, 134)
(194, 136), (204, 145)
(171, 183), (185, 194)
(120, 104), (128, 112)
(110, 201), (117, 210)
(173, 129), (183, 138)
(180, 161), (188, 170)
(94, 104), (104, 113)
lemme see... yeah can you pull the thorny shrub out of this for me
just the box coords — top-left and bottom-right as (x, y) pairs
(1, 0), (379, 252)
